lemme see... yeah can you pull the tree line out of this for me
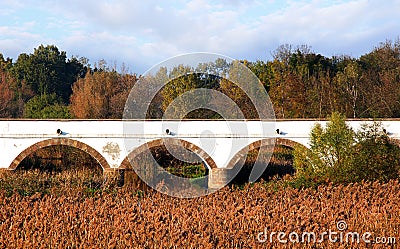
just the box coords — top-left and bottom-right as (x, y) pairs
(1, 40), (400, 119)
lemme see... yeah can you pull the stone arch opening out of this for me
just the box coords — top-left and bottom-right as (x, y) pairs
(226, 138), (307, 169)
(120, 138), (218, 170)
(118, 138), (217, 188)
(227, 138), (308, 184)
(8, 138), (111, 171)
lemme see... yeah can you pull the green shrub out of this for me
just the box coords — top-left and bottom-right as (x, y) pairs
(292, 112), (400, 188)
(24, 93), (71, 119)
(350, 122), (400, 182)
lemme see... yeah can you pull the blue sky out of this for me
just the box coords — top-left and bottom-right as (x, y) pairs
(1, 0), (400, 73)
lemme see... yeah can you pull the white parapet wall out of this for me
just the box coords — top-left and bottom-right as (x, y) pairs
(0, 119), (399, 170)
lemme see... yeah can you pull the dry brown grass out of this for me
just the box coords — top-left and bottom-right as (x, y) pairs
(0, 176), (399, 248)
(0, 144), (397, 248)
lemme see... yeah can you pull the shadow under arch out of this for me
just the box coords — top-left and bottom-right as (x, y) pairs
(8, 138), (111, 170)
(226, 138), (308, 170)
(119, 138), (218, 170)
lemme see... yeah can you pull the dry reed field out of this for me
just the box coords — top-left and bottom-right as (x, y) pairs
(0, 173), (399, 249)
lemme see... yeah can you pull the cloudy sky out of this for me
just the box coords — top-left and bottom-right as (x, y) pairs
(1, 0), (399, 73)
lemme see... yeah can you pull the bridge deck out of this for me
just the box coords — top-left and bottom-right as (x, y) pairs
(0, 120), (399, 170)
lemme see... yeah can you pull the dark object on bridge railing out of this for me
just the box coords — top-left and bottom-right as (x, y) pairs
(57, 129), (62, 135)
(382, 128), (394, 136)
(165, 129), (176, 135)
(276, 129), (288, 135)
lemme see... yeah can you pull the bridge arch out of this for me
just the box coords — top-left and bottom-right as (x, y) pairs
(119, 138), (218, 170)
(226, 138), (308, 169)
(8, 138), (111, 170)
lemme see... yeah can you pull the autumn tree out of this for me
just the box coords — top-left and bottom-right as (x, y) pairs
(159, 59), (261, 120)
(0, 69), (15, 117)
(219, 60), (263, 119)
(0, 53), (12, 71)
(162, 74), (219, 118)
(247, 60), (273, 91)
(70, 70), (137, 119)
(333, 60), (360, 118)
(268, 45), (324, 118)
(358, 39), (400, 117)
(0, 59), (32, 118)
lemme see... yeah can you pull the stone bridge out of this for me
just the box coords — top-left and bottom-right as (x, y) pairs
(1, 119), (399, 189)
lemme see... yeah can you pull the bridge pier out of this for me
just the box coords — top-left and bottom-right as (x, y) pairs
(118, 168), (149, 190)
(208, 168), (233, 189)
(112, 167), (233, 191)
(102, 168), (146, 189)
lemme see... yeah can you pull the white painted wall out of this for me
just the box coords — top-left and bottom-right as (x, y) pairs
(0, 120), (399, 169)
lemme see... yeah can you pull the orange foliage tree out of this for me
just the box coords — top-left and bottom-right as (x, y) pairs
(0, 68), (32, 118)
(70, 71), (137, 119)
(0, 69), (14, 117)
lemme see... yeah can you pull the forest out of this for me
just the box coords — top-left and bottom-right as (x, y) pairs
(1, 40), (400, 119)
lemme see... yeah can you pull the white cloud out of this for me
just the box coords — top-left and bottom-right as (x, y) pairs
(1, 0), (400, 72)
(0, 24), (43, 58)
(253, 0), (400, 56)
